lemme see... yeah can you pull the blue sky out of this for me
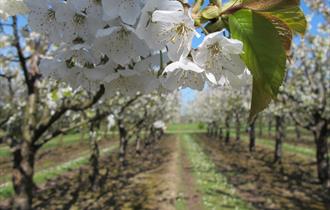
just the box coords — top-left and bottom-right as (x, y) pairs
(181, 0), (324, 107)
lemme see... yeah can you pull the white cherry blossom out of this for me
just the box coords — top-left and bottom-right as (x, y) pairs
(152, 9), (199, 61)
(55, 0), (104, 44)
(136, 0), (183, 50)
(25, 0), (64, 43)
(0, 0), (28, 19)
(192, 31), (246, 86)
(102, 0), (143, 25)
(94, 25), (149, 66)
(161, 57), (205, 91)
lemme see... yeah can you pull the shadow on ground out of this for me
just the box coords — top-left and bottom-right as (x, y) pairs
(198, 134), (330, 210)
(1, 136), (175, 210)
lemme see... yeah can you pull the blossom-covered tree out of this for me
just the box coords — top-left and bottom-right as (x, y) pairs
(281, 0), (330, 185)
(0, 0), (307, 119)
(0, 0), (309, 209)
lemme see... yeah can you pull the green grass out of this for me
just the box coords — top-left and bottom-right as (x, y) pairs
(168, 123), (317, 160)
(0, 133), (88, 158)
(0, 146), (10, 158)
(167, 123), (206, 134)
(240, 136), (316, 157)
(180, 134), (253, 210)
(175, 194), (187, 210)
(0, 145), (116, 199)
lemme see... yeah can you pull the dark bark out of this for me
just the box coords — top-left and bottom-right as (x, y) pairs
(225, 117), (230, 144)
(295, 123), (301, 142)
(274, 116), (285, 164)
(258, 117), (263, 137)
(118, 120), (128, 167)
(313, 122), (329, 186)
(89, 124), (100, 189)
(80, 125), (85, 143)
(235, 115), (241, 142)
(135, 132), (142, 155)
(144, 127), (152, 147)
(149, 127), (156, 144)
(12, 141), (36, 210)
(268, 118), (273, 137)
(213, 123), (217, 138)
(249, 120), (256, 152)
(219, 127), (223, 141)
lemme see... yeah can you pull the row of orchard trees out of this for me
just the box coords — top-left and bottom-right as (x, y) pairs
(187, 0), (329, 187)
(0, 17), (179, 210)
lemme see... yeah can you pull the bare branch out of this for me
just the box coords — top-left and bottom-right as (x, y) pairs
(33, 85), (105, 143)
(12, 16), (35, 95)
(36, 106), (112, 148)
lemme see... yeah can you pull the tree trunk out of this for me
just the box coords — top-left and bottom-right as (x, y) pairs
(295, 123), (301, 142)
(219, 127), (223, 141)
(13, 93), (37, 210)
(249, 120), (256, 152)
(313, 122), (329, 186)
(150, 127), (156, 144)
(118, 121), (128, 167)
(144, 128), (151, 147)
(12, 141), (36, 210)
(274, 116), (285, 164)
(89, 124), (100, 189)
(80, 124), (85, 143)
(135, 132), (141, 155)
(235, 115), (241, 142)
(225, 117), (230, 144)
(268, 118), (273, 137)
(103, 125), (109, 139)
(258, 117), (263, 137)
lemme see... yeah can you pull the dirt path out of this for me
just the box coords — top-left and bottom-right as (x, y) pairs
(197, 134), (330, 210)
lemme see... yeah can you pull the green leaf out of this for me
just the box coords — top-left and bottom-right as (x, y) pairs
(261, 7), (307, 35)
(229, 9), (286, 120)
(259, 13), (293, 55)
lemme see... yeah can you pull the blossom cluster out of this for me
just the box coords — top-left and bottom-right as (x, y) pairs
(1, 0), (251, 96)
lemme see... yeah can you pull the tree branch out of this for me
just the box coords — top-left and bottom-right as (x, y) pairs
(12, 16), (34, 95)
(33, 85), (105, 143)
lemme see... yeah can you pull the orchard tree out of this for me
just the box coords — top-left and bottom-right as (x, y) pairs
(0, 0), (308, 209)
(0, 18), (105, 210)
(0, 0), (306, 118)
(281, 1), (330, 185)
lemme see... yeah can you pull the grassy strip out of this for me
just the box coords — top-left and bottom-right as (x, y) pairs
(239, 136), (316, 158)
(0, 147), (10, 158)
(167, 130), (207, 134)
(0, 144), (116, 199)
(0, 133), (87, 158)
(181, 134), (253, 210)
(167, 123), (207, 133)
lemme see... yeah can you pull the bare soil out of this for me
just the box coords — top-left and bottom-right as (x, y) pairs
(0, 135), (182, 210)
(197, 134), (330, 210)
(0, 138), (113, 185)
